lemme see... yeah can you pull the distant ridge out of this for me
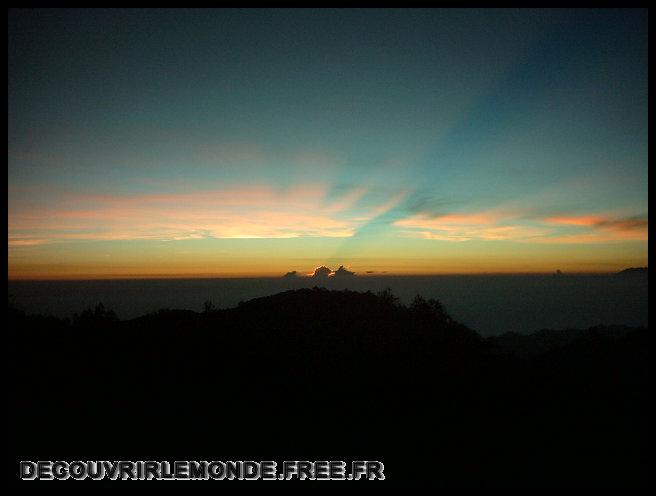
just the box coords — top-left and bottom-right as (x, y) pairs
(489, 324), (645, 357)
(616, 267), (648, 276)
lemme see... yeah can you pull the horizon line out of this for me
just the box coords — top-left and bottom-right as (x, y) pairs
(7, 268), (646, 282)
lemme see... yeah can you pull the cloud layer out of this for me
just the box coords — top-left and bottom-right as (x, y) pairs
(394, 210), (648, 244)
(8, 184), (404, 247)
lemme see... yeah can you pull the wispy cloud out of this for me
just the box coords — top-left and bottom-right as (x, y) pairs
(543, 214), (648, 232)
(7, 237), (50, 247)
(394, 210), (648, 244)
(538, 213), (648, 243)
(8, 184), (404, 247)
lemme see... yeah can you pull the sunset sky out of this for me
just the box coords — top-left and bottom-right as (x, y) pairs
(8, 9), (648, 279)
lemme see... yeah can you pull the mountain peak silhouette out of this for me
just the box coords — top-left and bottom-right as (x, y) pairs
(616, 267), (648, 276)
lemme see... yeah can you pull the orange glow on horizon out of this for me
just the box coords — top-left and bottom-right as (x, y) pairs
(8, 186), (647, 280)
(8, 257), (647, 281)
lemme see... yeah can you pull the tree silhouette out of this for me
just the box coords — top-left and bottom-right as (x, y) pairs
(72, 302), (117, 326)
(203, 299), (215, 313)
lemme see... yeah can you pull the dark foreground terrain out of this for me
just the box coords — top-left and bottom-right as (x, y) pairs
(8, 288), (648, 487)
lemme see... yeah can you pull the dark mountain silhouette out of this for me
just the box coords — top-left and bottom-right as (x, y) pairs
(7, 288), (647, 487)
(616, 267), (648, 276)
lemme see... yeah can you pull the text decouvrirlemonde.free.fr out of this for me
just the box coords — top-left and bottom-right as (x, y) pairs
(20, 460), (386, 481)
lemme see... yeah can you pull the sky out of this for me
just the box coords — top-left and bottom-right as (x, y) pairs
(8, 8), (648, 279)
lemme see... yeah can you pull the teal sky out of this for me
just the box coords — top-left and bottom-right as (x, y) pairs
(8, 9), (648, 278)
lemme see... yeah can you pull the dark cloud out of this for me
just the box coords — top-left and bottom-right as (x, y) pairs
(311, 266), (332, 278)
(595, 216), (648, 231)
(333, 265), (356, 278)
